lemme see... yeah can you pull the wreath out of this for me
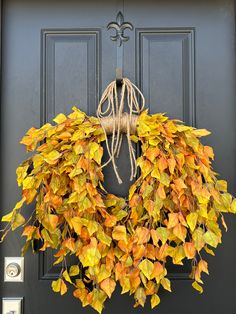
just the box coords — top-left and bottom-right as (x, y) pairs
(1, 78), (236, 313)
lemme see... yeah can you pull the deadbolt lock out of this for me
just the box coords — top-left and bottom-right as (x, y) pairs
(5, 263), (21, 278)
(4, 257), (24, 282)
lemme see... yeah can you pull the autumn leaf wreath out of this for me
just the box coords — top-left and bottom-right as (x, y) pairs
(1, 78), (236, 313)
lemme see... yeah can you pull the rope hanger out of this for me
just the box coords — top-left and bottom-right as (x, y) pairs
(96, 78), (145, 184)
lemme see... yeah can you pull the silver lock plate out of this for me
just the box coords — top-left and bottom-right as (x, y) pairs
(4, 257), (24, 282)
(2, 297), (23, 314)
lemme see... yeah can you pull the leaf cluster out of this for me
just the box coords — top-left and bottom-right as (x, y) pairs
(1, 107), (236, 312)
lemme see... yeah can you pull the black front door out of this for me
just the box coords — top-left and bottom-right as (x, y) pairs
(1, 0), (236, 313)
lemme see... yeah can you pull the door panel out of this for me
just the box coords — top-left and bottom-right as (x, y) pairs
(1, 0), (236, 313)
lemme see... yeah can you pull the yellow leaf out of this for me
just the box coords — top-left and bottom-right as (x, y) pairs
(186, 212), (198, 232)
(63, 270), (72, 284)
(204, 246), (215, 256)
(2, 211), (15, 222)
(68, 192), (79, 204)
(97, 265), (111, 283)
(12, 213), (25, 231)
(192, 281), (203, 294)
(134, 287), (146, 307)
(13, 197), (25, 211)
(23, 176), (35, 189)
(16, 164), (29, 186)
(52, 278), (61, 292)
(60, 279), (68, 295)
(44, 150), (61, 164)
(53, 113), (67, 124)
(112, 226), (127, 242)
(138, 259), (154, 280)
(86, 142), (101, 164)
(120, 277), (130, 294)
(87, 220), (98, 236)
(69, 265), (80, 277)
(32, 154), (44, 168)
(151, 294), (160, 309)
(68, 107), (86, 121)
(160, 278), (171, 292)
(97, 229), (112, 246)
(52, 278), (68, 295)
(80, 238), (101, 267)
(192, 227), (205, 251)
(80, 196), (92, 211)
(216, 180), (227, 192)
(155, 227), (169, 244)
(192, 129), (211, 137)
(231, 199), (236, 213)
(172, 245), (185, 265)
(71, 217), (82, 234)
(203, 230), (219, 248)
(100, 278), (116, 298)
(159, 172), (170, 187)
(91, 289), (107, 314)
(151, 167), (160, 179)
(43, 214), (59, 232)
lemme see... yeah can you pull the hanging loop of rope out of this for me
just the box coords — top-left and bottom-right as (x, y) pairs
(96, 78), (145, 184)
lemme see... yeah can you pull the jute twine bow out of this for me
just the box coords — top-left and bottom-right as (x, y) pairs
(96, 78), (145, 184)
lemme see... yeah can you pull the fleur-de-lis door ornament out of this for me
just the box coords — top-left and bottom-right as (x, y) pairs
(107, 11), (133, 46)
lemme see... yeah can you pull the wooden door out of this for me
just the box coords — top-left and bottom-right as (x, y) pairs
(1, 0), (236, 313)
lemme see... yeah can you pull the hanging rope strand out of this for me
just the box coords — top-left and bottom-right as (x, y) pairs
(96, 78), (145, 184)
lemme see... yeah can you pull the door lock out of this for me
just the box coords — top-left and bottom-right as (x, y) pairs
(6, 263), (21, 278)
(4, 257), (24, 282)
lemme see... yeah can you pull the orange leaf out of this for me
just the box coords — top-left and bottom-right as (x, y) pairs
(167, 158), (176, 174)
(183, 242), (196, 259)
(173, 178), (187, 191)
(151, 262), (164, 279)
(135, 227), (150, 244)
(156, 184), (166, 199)
(146, 147), (160, 162)
(167, 213), (179, 229)
(63, 238), (76, 253)
(104, 215), (117, 228)
(100, 278), (116, 298)
(158, 157), (168, 172)
(173, 223), (187, 242)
